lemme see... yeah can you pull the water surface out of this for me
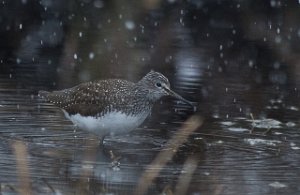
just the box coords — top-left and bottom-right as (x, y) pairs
(1, 0), (300, 194)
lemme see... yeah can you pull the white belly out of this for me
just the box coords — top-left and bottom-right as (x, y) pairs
(63, 110), (149, 137)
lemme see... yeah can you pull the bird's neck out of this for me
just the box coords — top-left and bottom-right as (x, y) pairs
(133, 82), (157, 104)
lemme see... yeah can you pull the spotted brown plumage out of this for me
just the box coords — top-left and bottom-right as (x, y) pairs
(40, 79), (140, 117)
(39, 71), (194, 143)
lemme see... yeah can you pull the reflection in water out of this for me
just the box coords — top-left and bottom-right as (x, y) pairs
(174, 49), (204, 86)
(0, 82), (299, 194)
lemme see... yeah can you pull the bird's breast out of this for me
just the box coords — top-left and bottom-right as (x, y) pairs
(63, 110), (150, 137)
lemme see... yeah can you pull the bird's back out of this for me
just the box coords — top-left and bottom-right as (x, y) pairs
(39, 79), (137, 117)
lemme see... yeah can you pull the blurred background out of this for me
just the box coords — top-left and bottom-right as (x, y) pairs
(1, 0), (300, 119)
(1, 0), (300, 194)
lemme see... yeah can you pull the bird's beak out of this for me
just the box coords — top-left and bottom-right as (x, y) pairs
(163, 85), (196, 109)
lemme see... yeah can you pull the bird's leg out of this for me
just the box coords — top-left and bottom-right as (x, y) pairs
(98, 135), (122, 169)
(98, 136), (105, 146)
(98, 135), (108, 154)
(108, 149), (121, 170)
(72, 125), (80, 143)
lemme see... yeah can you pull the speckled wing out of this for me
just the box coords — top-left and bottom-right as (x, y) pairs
(40, 79), (135, 117)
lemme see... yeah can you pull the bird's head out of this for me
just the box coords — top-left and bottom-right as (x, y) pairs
(138, 71), (194, 107)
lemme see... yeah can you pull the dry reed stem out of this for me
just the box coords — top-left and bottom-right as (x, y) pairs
(134, 115), (203, 195)
(174, 156), (199, 195)
(78, 135), (99, 193)
(12, 140), (32, 195)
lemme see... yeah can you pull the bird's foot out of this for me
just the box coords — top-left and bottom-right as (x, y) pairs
(109, 150), (121, 170)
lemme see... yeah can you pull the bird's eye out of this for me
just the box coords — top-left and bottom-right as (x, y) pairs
(155, 82), (162, 88)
